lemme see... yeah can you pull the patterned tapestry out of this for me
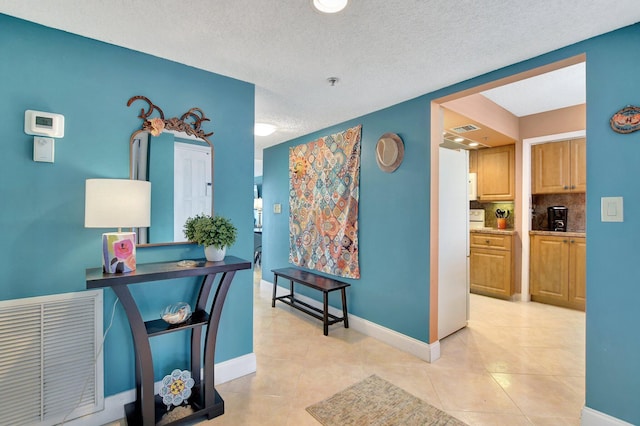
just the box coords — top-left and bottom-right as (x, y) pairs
(289, 125), (362, 279)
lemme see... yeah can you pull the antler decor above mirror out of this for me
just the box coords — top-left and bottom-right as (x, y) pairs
(127, 95), (214, 142)
(128, 95), (215, 247)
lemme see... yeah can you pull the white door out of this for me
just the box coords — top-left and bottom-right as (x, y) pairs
(174, 142), (212, 241)
(438, 146), (469, 339)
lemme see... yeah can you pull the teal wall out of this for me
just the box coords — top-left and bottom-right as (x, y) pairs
(583, 25), (640, 424)
(263, 23), (640, 425)
(149, 133), (174, 243)
(263, 98), (431, 341)
(254, 175), (263, 197)
(0, 14), (255, 396)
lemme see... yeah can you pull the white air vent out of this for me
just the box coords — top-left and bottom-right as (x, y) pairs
(450, 124), (480, 133)
(0, 290), (104, 426)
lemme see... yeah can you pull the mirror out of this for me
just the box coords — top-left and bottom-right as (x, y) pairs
(128, 96), (214, 247)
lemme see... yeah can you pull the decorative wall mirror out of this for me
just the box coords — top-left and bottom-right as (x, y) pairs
(128, 96), (214, 247)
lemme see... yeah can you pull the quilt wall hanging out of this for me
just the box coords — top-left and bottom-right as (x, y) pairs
(289, 124), (362, 279)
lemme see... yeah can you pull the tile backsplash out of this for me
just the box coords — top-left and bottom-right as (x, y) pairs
(469, 193), (585, 231)
(470, 201), (515, 229)
(532, 193), (585, 232)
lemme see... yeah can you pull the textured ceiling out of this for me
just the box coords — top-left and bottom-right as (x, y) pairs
(2, 1), (639, 161)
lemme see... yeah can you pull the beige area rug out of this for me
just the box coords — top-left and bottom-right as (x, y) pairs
(306, 375), (467, 426)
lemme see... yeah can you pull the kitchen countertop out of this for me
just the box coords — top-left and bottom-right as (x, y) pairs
(529, 230), (586, 237)
(470, 228), (517, 235)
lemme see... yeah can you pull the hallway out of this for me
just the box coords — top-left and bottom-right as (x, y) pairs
(205, 268), (585, 425)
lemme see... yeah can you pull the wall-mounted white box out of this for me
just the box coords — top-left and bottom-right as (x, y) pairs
(33, 136), (55, 163)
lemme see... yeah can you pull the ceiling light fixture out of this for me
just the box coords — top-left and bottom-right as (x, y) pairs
(454, 137), (464, 143)
(312, 0), (348, 14)
(254, 123), (277, 137)
(468, 142), (479, 147)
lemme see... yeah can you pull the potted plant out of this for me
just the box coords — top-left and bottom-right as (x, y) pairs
(183, 214), (237, 261)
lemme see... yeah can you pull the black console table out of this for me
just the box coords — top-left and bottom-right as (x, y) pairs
(86, 256), (251, 426)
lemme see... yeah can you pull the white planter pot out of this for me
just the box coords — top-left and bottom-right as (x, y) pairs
(204, 245), (226, 262)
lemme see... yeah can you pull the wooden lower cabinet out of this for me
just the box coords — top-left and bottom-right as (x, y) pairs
(469, 233), (514, 299)
(530, 234), (585, 311)
(568, 237), (586, 307)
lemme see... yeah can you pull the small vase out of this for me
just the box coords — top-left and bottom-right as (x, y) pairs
(204, 245), (226, 261)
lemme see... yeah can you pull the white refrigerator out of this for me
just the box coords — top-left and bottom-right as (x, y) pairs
(437, 146), (469, 339)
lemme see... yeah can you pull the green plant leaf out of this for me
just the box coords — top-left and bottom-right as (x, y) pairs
(183, 214), (237, 248)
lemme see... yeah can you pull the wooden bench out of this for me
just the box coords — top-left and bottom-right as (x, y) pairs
(271, 267), (350, 336)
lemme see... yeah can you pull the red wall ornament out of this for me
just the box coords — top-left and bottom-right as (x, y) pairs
(610, 105), (640, 134)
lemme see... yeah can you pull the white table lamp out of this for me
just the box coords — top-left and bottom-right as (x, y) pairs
(85, 179), (151, 273)
(254, 197), (263, 228)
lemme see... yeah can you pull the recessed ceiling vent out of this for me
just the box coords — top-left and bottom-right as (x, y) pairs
(450, 124), (480, 133)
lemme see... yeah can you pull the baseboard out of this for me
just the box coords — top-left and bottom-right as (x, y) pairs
(64, 352), (257, 425)
(264, 280), (439, 362)
(581, 406), (634, 426)
(212, 352), (258, 385)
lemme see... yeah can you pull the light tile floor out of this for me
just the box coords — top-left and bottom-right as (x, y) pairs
(201, 268), (585, 426)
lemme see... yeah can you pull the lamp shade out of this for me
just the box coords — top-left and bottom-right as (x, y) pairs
(85, 179), (151, 228)
(254, 198), (263, 210)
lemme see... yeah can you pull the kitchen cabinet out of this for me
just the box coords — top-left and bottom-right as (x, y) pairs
(469, 232), (514, 299)
(531, 138), (586, 194)
(530, 233), (585, 311)
(468, 150), (477, 174)
(477, 145), (515, 201)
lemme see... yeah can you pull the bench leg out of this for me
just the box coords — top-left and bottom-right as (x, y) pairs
(272, 275), (278, 307)
(323, 292), (329, 336)
(341, 288), (349, 329)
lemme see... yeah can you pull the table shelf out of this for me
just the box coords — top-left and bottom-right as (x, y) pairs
(87, 256), (250, 426)
(124, 385), (224, 426)
(145, 309), (210, 337)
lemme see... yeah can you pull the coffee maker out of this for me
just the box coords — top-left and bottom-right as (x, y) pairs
(547, 206), (568, 232)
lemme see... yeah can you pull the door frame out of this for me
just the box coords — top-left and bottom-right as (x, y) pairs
(429, 54), (586, 349)
(520, 129), (586, 300)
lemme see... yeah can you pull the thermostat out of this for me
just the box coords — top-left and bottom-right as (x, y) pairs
(24, 110), (65, 138)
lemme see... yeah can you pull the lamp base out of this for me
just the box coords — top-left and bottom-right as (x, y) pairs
(102, 232), (137, 274)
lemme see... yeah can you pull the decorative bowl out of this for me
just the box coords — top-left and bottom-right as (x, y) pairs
(161, 302), (192, 325)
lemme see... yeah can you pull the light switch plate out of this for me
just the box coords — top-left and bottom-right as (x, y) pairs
(601, 196), (623, 222)
(273, 203), (282, 214)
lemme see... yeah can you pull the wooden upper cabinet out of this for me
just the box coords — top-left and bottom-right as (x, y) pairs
(468, 150), (478, 174)
(570, 138), (587, 192)
(531, 141), (570, 194)
(477, 145), (515, 201)
(532, 138), (585, 194)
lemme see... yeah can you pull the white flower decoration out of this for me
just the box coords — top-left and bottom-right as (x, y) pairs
(159, 369), (195, 408)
